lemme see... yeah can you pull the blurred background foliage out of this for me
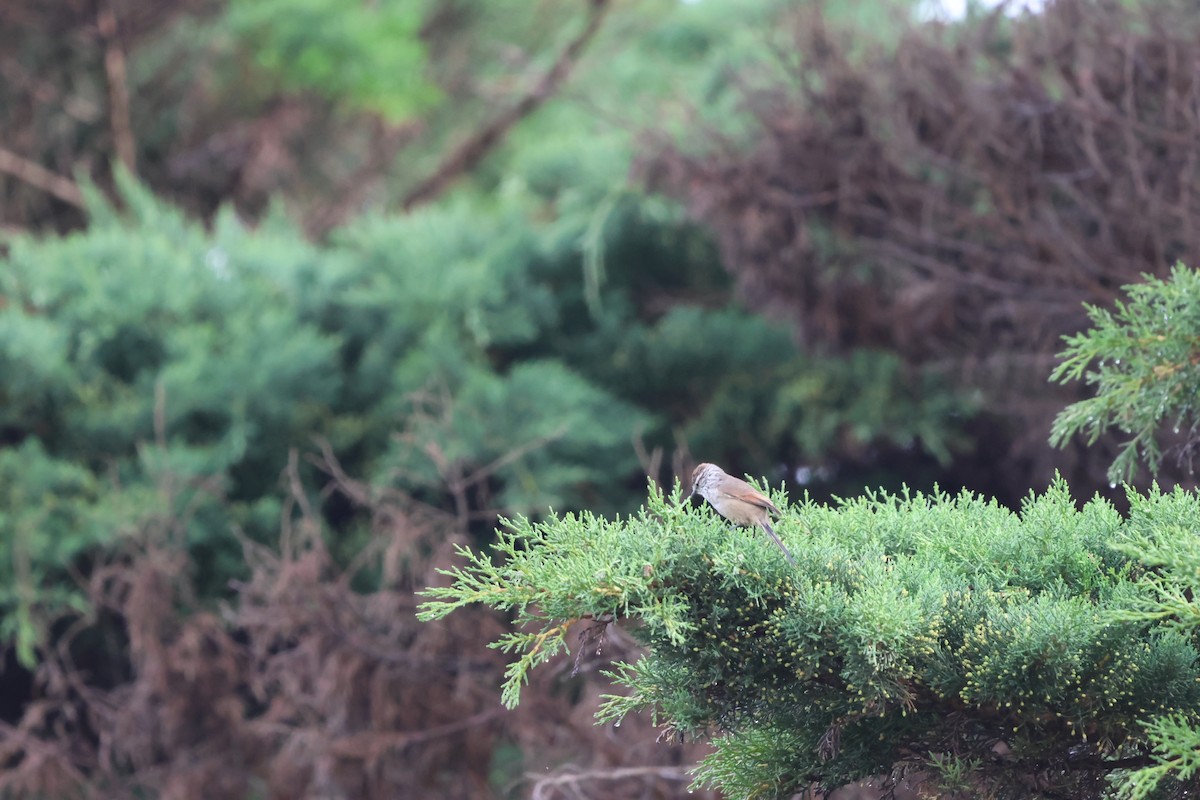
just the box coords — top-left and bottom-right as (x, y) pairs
(224, 0), (438, 121)
(0, 0), (1197, 797)
(0, 0), (976, 663)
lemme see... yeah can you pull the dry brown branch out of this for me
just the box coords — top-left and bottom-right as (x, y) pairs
(631, 428), (664, 490)
(0, 145), (84, 208)
(325, 708), (505, 758)
(401, 0), (613, 211)
(97, 3), (136, 174)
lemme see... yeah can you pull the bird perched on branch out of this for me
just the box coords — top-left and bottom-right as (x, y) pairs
(690, 462), (796, 566)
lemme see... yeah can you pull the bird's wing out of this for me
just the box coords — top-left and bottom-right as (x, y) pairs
(717, 485), (781, 517)
(759, 494), (782, 517)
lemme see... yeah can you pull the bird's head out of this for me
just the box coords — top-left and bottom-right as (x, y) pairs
(690, 462), (722, 497)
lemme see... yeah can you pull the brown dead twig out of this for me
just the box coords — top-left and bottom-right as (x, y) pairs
(0, 146), (84, 208)
(632, 427), (693, 495)
(96, 2), (136, 174)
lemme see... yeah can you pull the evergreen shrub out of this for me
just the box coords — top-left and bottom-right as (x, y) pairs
(0, 172), (971, 664)
(422, 479), (1200, 798)
(0, 175), (642, 661)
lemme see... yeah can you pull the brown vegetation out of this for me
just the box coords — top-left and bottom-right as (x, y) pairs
(0, 452), (715, 799)
(641, 0), (1200, 500)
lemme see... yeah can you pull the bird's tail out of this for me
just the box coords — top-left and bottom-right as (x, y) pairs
(761, 520), (797, 566)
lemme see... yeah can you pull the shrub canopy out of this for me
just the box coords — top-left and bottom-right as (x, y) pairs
(422, 478), (1200, 798)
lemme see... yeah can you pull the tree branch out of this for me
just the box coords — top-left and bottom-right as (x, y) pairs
(0, 146), (84, 208)
(97, 2), (137, 174)
(401, 0), (612, 211)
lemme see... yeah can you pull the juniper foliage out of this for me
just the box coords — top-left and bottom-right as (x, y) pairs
(420, 478), (1200, 798)
(0, 174), (646, 662)
(1050, 264), (1200, 798)
(0, 167), (968, 666)
(1052, 263), (1200, 484)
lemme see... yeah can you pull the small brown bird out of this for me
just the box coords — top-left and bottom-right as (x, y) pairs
(690, 462), (796, 566)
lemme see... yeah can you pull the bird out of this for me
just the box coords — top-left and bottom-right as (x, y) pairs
(690, 462), (796, 566)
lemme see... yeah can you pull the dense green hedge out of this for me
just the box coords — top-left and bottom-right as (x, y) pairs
(0, 175), (644, 661)
(0, 173), (970, 665)
(421, 479), (1200, 798)
(425, 265), (1200, 799)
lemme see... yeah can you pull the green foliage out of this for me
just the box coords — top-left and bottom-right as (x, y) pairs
(224, 0), (439, 120)
(420, 478), (1200, 797)
(486, 176), (975, 488)
(0, 177), (647, 660)
(1043, 264), (1200, 797)
(0, 442), (94, 665)
(1103, 484), (1200, 798)
(707, 344), (968, 467)
(1052, 263), (1200, 483)
(456, 0), (981, 493)
(1119, 714), (1200, 800)
(0, 152), (976, 665)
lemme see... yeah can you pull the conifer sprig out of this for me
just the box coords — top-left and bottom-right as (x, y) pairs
(1052, 263), (1200, 482)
